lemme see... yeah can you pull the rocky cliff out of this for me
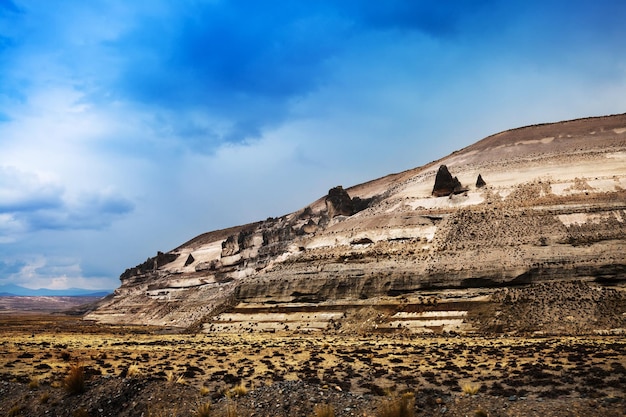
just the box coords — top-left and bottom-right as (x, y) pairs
(86, 114), (626, 335)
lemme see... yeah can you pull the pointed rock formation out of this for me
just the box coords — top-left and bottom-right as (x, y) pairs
(476, 174), (486, 188)
(432, 165), (465, 197)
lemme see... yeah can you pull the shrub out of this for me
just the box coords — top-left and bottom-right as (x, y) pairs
(64, 364), (86, 395)
(165, 370), (185, 385)
(194, 402), (212, 417)
(60, 351), (71, 361)
(313, 403), (335, 417)
(229, 382), (248, 397)
(127, 363), (141, 378)
(377, 392), (414, 417)
(224, 400), (239, 417)
(461, 382), (480, 396)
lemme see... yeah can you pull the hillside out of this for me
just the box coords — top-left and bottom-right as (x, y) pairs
(85, 114), (626, 335)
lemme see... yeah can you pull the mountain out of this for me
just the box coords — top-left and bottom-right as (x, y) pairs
(86, 114), (626, 335)
(0, 284), (111, 297)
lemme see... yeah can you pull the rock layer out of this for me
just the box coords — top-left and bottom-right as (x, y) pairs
(86, 113), (626, 335)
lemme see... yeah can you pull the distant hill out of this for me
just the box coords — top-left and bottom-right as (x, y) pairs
(0, 284), (111, 297)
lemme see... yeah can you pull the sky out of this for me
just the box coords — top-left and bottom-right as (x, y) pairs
(1, 0), (626, 291)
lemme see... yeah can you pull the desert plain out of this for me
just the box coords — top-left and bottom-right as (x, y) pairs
(1, 311), (625, 417)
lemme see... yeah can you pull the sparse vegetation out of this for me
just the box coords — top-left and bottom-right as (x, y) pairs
(0, 314), (624, 417)
(126, 363), (141, 377)
(224, 400), (241, 417)
(64, 363), (86, 394)
(229, 381), (248, 397)
(7, 404), (25, 417)
(377, 392), (414, 417)
(313, 403), (335, 417)
(165, 370), (185, 385)
(194, 402), (212, 417)
(28, 377), (39, 389)
(461, 382), (480, 396)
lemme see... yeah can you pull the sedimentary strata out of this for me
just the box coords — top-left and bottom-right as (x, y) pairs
(86, 114), (626, 335)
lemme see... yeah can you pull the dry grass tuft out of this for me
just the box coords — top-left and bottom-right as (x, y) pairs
(313, 403), (336, 417)
(199, 386), (211, 397)
(165, 370), (185, 385)
(126, 363), (141, 378)
(194, 402), (212, 417)
(229, 382), (248, 397)
(28, 377), (39, 389)
(461, 382), (480, 396)
(64, 363), (86, 395)
(474, 409), (489, 417)
(224, 400), (241, 417)
(377, 392), (414, 417)
(39, 392), (50, 404)
(7, 404), (25, 417)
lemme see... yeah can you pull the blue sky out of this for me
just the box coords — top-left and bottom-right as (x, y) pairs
(1, 0), (625, 290)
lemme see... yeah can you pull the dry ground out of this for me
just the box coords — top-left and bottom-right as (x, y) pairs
(1, 314), (625, 417)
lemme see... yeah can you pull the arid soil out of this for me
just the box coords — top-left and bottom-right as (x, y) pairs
(1, 314), (624, 416)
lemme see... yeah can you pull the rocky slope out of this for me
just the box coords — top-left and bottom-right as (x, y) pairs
(86, 114), (626, 334)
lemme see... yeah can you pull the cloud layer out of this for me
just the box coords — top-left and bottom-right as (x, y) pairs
(1, 0), (625, 289)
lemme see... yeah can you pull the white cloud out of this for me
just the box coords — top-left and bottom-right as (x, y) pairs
(1, 255), (114, 290)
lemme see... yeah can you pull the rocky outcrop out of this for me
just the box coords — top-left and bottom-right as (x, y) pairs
(326, 186), (355, 217)
(432, 165), (466, 196)
(86, 113), (626, 335)
(476, 174), (486, 188)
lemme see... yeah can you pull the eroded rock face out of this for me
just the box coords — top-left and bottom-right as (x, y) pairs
(326, 186), (355, 217)
(87, 113), (626, 335)
(432, 165), (466, 196)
